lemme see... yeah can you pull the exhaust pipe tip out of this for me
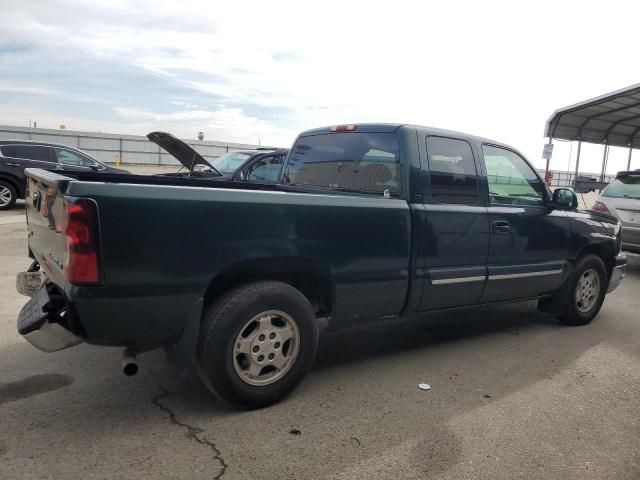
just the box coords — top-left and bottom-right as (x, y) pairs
(122, 348), (139, 376)
(123, 361), (139, 376)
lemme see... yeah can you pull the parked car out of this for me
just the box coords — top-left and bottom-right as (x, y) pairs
(0, 140), (129, 210)
(15, 123), (626, 408)
(592, 169), (640, 252)
(147, 131), (287, 183)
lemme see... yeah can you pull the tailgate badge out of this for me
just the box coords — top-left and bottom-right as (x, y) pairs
(48, 253), (64, 270)
(32, 191), (41, 211)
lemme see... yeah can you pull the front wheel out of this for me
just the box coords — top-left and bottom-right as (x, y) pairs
(558, 254), (608, 326)
(196, 281), (318, 409)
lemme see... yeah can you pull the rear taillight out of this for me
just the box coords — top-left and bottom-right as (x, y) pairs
(63, 198), (100, 284)
(592, 201), (611, 214)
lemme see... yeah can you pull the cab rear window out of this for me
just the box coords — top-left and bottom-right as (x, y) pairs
(283, 132), (400, 194)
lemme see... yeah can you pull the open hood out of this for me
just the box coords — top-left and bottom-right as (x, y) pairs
(146, 131), (221, 175)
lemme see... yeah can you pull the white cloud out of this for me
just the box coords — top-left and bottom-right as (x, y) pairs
(1, 0), (639, 172)
(0, 82), (58, 96)
(113, 106), (294, 146)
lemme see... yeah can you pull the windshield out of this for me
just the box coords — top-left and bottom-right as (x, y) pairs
(210, 152), (252, 173)
(283, 132), (401, 194)
(602, 176), (640, 199)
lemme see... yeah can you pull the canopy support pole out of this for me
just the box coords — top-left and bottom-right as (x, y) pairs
(573, 140), (582, 189)
(628, 147), (633, 171)
(600, 144), (609, 181)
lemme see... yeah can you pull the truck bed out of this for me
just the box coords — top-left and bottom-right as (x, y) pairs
(49, 169), (281, 191)
(24, 168), (412, 346)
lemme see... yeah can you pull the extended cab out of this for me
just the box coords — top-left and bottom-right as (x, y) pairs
(15, 124), (627, 408)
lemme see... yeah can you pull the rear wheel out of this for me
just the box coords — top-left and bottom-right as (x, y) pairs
(558, 254), (607, 326)
(0, 181), (17, 210)
(196, 281), (318, 408)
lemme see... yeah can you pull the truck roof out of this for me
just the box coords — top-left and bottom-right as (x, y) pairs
(297, 123), (513, 150)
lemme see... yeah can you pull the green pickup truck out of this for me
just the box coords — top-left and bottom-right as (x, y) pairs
(16, 124), (627, 408)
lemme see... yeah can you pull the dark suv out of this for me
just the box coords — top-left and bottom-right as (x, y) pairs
(0, 140), (129, 210)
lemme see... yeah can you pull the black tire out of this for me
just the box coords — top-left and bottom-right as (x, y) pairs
(196, 281), (318, 409)
(558, 254), (608, 326)
(0, 181), (17, 210)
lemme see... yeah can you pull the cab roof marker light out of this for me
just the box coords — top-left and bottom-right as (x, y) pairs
(330, 124), (357, 132)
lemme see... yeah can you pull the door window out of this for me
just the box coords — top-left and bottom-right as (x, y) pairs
(2, 145), (52, 162)
(246, 155), (284, 182)
(482, 145), (546, 206)
(53, 148), (98, 167)
(425, 137), (479, 205)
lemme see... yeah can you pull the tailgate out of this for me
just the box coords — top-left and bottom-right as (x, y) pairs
(25, 168), (75, 289)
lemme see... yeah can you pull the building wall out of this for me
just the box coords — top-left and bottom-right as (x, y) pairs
(0, 125), (268, 166)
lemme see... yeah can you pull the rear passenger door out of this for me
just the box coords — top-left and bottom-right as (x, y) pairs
(417, 136), (490, 311)
(0, 144), (55, 189)
(480, 144), (569, 302)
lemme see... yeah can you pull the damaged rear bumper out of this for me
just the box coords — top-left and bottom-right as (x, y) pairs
(17, 282), (81, 352)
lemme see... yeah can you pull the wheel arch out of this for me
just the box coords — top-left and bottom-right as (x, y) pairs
(202, 256), (335, 323)
(575, 241), (616, 280)
(0, 174), (24, 198)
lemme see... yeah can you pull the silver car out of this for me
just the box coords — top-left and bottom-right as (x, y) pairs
(593, 170), (640, 253)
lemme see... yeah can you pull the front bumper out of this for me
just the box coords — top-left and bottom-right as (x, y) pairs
(17, 283), (81, 352)
(607, 253), (627, 293)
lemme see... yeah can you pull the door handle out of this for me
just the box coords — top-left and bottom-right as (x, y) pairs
(492, 220), (511, 234)
(6, 162), (22, 167)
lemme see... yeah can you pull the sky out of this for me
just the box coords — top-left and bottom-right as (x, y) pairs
(0, 0), (639, 173)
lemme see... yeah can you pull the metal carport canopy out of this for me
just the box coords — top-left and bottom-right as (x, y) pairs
(544, 83), (639, 185)
(545, 83), (640, 149)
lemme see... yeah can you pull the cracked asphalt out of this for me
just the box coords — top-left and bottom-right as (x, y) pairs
(1, 200), (639, 479)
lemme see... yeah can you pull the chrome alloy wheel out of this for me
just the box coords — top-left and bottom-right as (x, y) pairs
(232, 310), (300, 386)
(575, 268), (600, 313)
(0, 186), (12, 207)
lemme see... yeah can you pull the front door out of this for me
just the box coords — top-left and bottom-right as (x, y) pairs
(245, 154), (285, 183)
(480, 144), (569, 302)
(52, 147), (100, 172)
(417, 136), (490, 311)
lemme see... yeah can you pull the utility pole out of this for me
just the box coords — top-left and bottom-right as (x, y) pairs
(543, 137), (554, 185)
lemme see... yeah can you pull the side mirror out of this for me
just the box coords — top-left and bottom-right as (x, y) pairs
(552, 188), (578, 210)
(89, 163), (100, 171)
